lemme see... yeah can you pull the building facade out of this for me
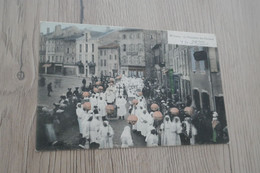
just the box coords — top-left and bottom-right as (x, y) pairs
(98, 43), (120, 77)
(119, 29), (145, 77)
(170, 45), (191, 103)
(188, 47), (226, 125)
(41, 25), (99, 77)
(75, 32), (99, 77)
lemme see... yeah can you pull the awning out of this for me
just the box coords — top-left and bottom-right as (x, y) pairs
(42, 64), (52, 68)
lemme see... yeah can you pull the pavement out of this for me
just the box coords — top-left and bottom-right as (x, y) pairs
(37, 74), (146, 149)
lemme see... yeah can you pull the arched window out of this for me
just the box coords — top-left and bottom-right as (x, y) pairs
(202, 92), (210, 112)
(138, 43), (143, 51)
(193, 89), (201, 110)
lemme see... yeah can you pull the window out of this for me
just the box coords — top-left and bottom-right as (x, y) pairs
(199, 61), (205, 72)
(55, 56), (58, 62)
(130, 44), (134, 51)
(79, 44), (82, 53)
(85, 33), (88, 42)
(52, 56), (54, 62)
(48, 56), (50, 62)
(123, 44), (126, 51)
(85, 44), (88, 52)
(60, 56), (62, 62)
(198, 47), (205, 72)
(193, 89), (201, 110)
(92, 55), (94, 62)
(79, 55), (82, 61)
(184, 50), (188, 75)
(92, 44), (94, 52)
(137, 57), (141, 64)
(190, 48), (196, 72)
(115, 55), (117, 60)
(123, 34), (126, 39)
(104, 50), (106, 55)
(137, 33), (140, 39)
(101, 60), (103, 66)
(100, 50), (103, 56)
(169, 44), (172, 50)
(202, 92), (210, 112)
(67, 48), (69, 53)
(110, 55), (112, 60)
(104, 60), (107, 66)
(138, 44), (143, 51)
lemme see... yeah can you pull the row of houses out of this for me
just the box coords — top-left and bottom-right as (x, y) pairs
(151, 36), (226, 126)
(39, 26), (147, 78)
(39, 25), (99, 77)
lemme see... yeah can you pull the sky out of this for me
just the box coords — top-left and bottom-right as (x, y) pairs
(40, 21), (123, 34)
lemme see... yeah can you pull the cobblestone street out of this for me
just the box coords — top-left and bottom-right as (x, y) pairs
(38, 75), (146, 149)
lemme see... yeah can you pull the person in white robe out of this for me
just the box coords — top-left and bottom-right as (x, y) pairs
(98, 97), (107, 119)
(105, 88), (116, 104)
(136, 106), (144, 132)
(120, 126), (133, 148)
(90, 95), (98, 110)
(76, 103), (85, 135)
(116, 96), (127, 119)
(138, 98), (146, 110)
(97, 91), (105, 100)
(172, 116), (182, 146)
(182, 117), (197, 145)
(140, 97), (147, 107)
(140, 109), (154, 137)
(160, 115), (175, 146)
(83, 112), (102, 149)
(129, 104), (138, 131)
(99, 121), (114, 149)
(145, 128), (159, 147)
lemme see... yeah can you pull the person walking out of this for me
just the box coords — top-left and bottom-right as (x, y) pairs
(99, 121), (114, 149)
(47, 82), (53, 97)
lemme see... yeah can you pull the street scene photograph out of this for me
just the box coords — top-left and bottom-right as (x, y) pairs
(36, 22), (229, 151)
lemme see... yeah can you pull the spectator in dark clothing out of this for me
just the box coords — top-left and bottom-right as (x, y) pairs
(47, 82), (53, 97)
(82, 78), (86, 86)
(66, 88), (73, 98)
(88, 83), (93, 91)
(192, 111), (213, 144)
(73, 87), (80, 98)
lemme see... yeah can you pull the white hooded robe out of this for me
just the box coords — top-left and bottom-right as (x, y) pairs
(171, 117), (182, 146)
(160, 116), (175, 146)
(121, 126), (133, 148)
(99, 121), (114, 148)
(116, 97), (127, 117)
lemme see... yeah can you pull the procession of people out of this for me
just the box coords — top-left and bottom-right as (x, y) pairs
(39, 74), (228, 150)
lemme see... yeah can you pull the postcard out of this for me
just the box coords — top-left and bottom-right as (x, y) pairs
(36, 22), (229, 151)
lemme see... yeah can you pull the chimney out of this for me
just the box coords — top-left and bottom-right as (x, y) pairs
(55, 25), (61, 34)
(47, 27), (50, 34)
